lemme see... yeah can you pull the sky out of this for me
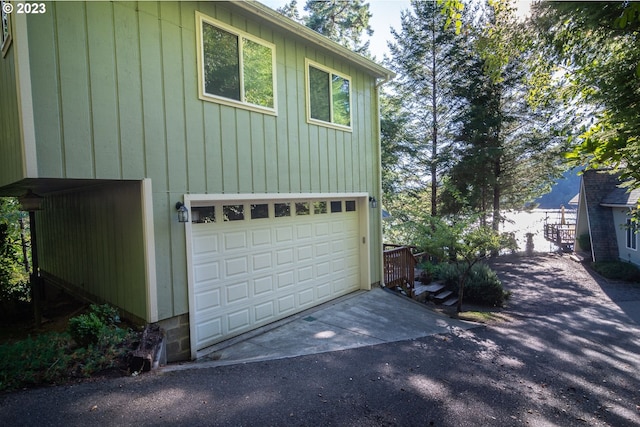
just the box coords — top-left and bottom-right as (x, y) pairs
(260, 0), (533, 61)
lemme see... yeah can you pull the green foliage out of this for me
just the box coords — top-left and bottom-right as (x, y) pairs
(435, 262), (509, 306)
(0, 326), (136, 391)
(532, 2), (640, 198)
(303, 0), (373, 55)
(0, 198), (30, 303)
(68, 304), (121, 348)
(592, 261), (640, 283)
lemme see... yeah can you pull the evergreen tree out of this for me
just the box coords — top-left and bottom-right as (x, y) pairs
(303, 0), (373, 55)
(386, 0), (462, 217)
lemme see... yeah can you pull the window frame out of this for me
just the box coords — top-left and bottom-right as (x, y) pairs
(196, 11), (277, 115)
(305, 58), (352, 132)
(1, 1), (12, 58)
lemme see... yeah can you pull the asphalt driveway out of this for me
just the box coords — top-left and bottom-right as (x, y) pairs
(1, 254), (640, 426)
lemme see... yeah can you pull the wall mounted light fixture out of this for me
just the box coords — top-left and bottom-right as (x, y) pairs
(175, 202), (189, 223)
(368, 196), (377, 209)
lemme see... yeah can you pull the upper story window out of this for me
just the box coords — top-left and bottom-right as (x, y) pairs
(1, 1), (12, 57)
(196, 12), (276, 115)
(305, 59), (352, 131)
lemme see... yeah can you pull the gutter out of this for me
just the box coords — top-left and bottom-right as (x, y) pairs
(232, 0), (395, 80)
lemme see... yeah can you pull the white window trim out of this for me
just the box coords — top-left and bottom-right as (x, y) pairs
(305, 58), (353, 132)
(1, 1), (12, 58)
(195, 11), (277, 115)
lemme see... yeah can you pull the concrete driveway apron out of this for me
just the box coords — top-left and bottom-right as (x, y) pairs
(168, 287), (477, 370)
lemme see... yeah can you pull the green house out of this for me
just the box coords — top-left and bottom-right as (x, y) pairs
(0, 1), (393, 361)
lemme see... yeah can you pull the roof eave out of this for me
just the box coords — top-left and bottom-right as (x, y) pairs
(232, 1), (395, 80)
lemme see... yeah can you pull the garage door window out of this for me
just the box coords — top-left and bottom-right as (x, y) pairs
(296, 202), (310, 215)
(192, 206), (216, 223)
(223, 205), (244, 221)
(345, 200), (356, 212)
(314, 201), (327, 214)
(275, 203), (291, 217)
(251, 204), (269, 219)
(330, 201), (342, 213)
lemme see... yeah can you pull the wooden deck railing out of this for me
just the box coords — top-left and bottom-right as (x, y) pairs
(544, 223), (576, 248)
(383, 246), (417, 298)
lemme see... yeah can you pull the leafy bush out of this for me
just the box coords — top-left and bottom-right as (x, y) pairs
(592, 261), (640, 282)
(463, 263), (510, 306)
(435, 262), (509, 306)
(0, 304), (138, 392)
(68, 304), (121, 347)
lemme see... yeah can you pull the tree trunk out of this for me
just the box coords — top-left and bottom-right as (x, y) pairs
(430, 11), (438, 217)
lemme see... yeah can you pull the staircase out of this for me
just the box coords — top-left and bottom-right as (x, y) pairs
(413, 279), (459, 307)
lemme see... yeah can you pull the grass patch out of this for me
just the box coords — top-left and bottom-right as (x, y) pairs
(456, 310), (511, 324)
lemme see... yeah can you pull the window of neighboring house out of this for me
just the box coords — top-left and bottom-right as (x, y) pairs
(626, 218), (637, 250)
(305, 59), (351, 130)
(196, 12), (276, 114)
(1, 1), (12, 57)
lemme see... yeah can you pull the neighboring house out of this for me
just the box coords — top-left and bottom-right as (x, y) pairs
(575, 170), (640, 266)
(0, 1), (393, 361)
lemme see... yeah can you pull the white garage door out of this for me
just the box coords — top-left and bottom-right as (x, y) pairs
(190, 198), (361, 351)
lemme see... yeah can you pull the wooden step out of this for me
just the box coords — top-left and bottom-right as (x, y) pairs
(434, 290), (453, 301)
(423, 282), (446, 293)
(442, 297), (458, 307)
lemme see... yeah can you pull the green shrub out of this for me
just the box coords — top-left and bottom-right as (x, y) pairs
(68, 304), (121, 348)
(592, 261), (640, 282)
(463, 263), (509, 306)
(434, 262), (509, 306)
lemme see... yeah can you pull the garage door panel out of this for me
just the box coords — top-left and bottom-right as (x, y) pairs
(225, 256), (249, 277)
(227, 309), (251, 332)
(252, 252), (273, 271)
(194, 262), (219, 283)
(193, 233), (219, 255)
(224, 231), (247, 250)
(253, 276), (274, 295)
(226, 282), (249, 303)
(192, 197), (362, 351)
(276, 248), (294, 266)
(255, 301), (275, 321)
(275, 226), (293, 242)
(251, 229), (272, 246)
(277, 270), (295, 288)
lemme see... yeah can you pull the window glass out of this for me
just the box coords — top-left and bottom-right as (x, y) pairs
(332, 75), (350, 126)
(309, 66), (330, 122)
(243, 39), (274, 108)
(191, 206), (216, 223)
(274, 203), (291, 217)
(198, 14), (275, 112)
(251, 204), (269, 219)
(627, 219), (637, 250)
(307, 60), (351, 129)
(223, 205), (244, 221)
(313, 201), (327, 214)
(202, 22), (240, 101)
(295, 202), (310, 215)
(345, 200), (356, 212)
(330, 201), (342, 213)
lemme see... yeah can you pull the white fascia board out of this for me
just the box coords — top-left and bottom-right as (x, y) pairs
(232, 1), (394, 81)
(185, 192), (370, 206)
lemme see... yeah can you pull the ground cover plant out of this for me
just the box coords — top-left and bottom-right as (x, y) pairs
(436, 262), (510, 307)
(591, 261), (640, 283)
(0, 304), (140, 392)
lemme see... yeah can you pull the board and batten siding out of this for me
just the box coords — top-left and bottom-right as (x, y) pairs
(0, 27), (24, 187)
(37, 181), (148, 321)
(25, 1), (382, 321)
